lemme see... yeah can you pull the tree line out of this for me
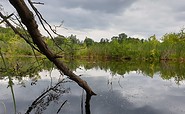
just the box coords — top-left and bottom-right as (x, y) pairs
(1, 26), (185, 61)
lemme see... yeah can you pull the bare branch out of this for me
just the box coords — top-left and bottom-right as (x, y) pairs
(54, 20), (68, 32)
(8, 0), (96, 96)
(27, 0), (65, 51)
(0, 13), (13, 24)
(31, 2), (44, 5)
(57, 100), (67, 114)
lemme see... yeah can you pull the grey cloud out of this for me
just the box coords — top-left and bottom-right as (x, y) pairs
(176, 12), (185, 22)
(37, 0), (133, 30)
(64, 0), (136, 14)
(109, 0), (185, 39)
(38, 5), (112, 29)
(1, 0), (185, 40)
(0, 0), (14, 14)
(35, 0), (137, 30)
(41, 0), (137, 14)
(167, 0), (185, 12)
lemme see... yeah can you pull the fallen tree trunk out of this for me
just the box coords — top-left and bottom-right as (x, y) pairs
(8, 0), (96, 96)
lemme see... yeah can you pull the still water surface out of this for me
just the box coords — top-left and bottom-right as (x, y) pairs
(0, 59), (185, 114)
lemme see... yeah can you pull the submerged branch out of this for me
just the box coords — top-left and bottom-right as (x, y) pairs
(56, 100), (67, 114)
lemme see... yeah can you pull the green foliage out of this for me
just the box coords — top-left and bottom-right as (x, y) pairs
(82, 30), (185, 61)
(84, 37), (94, 47)
(1, 26), (185, 61)
(0, 27), (33, 56)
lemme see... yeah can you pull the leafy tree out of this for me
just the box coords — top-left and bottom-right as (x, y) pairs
(68, 34), (80, 44)
(84, 37), (94, 47)
(100, 38), (109, 44)
(53, 35), (66, 45)
(118, 33), (127, 43)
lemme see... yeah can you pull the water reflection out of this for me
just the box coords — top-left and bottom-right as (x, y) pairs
(1, 57), (185, 84)
(71, 60), (185, 85)
(25, 80), (70, 114)
(1, 58), (185, 114)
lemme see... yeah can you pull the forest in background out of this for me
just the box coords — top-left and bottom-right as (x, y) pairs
(1, 26), (185, 61)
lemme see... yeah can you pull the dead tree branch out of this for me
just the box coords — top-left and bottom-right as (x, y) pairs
(8, 0), (96, 96)
(27, 0), (64, 51)
(31, 2), (44, 5)
(0, 13), (13, 24)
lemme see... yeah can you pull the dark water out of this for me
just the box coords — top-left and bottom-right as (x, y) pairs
(0, 58), (185, 114)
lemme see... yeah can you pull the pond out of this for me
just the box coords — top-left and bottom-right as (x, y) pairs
(0, 57), (185, 114)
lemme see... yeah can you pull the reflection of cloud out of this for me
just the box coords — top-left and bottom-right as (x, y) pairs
(84, 74), (185, 114)
(74, 67), (111, 77)
(1, 68), (185, 114)
(91, 91), (166, 114)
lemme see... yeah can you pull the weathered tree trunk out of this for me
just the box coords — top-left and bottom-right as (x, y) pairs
(8, 0), (96, 96)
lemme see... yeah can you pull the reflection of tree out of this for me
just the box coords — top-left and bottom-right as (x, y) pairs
(0, 49), (17, 114)
(1, 57), (185, 85)
(81, 90), (92, 114)
(25, 80), (70, 114)
(75, 60), (185, 84)
(0, 57), (54, 85)
(25, 79), (92, 114)
(160, 61), (185, 85)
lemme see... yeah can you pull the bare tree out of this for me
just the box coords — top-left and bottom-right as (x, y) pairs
(0, 0), (96, 97)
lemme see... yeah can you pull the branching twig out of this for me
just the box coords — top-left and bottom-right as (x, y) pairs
(27, 0), (65, 51)
(54, 20), (68, 31)
(0, 13), (13, 24)
(31, 2), (44, 5)
(26, 80), (68, 114)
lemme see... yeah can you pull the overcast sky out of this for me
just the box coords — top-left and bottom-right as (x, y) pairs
(1, 0), (185, 41)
